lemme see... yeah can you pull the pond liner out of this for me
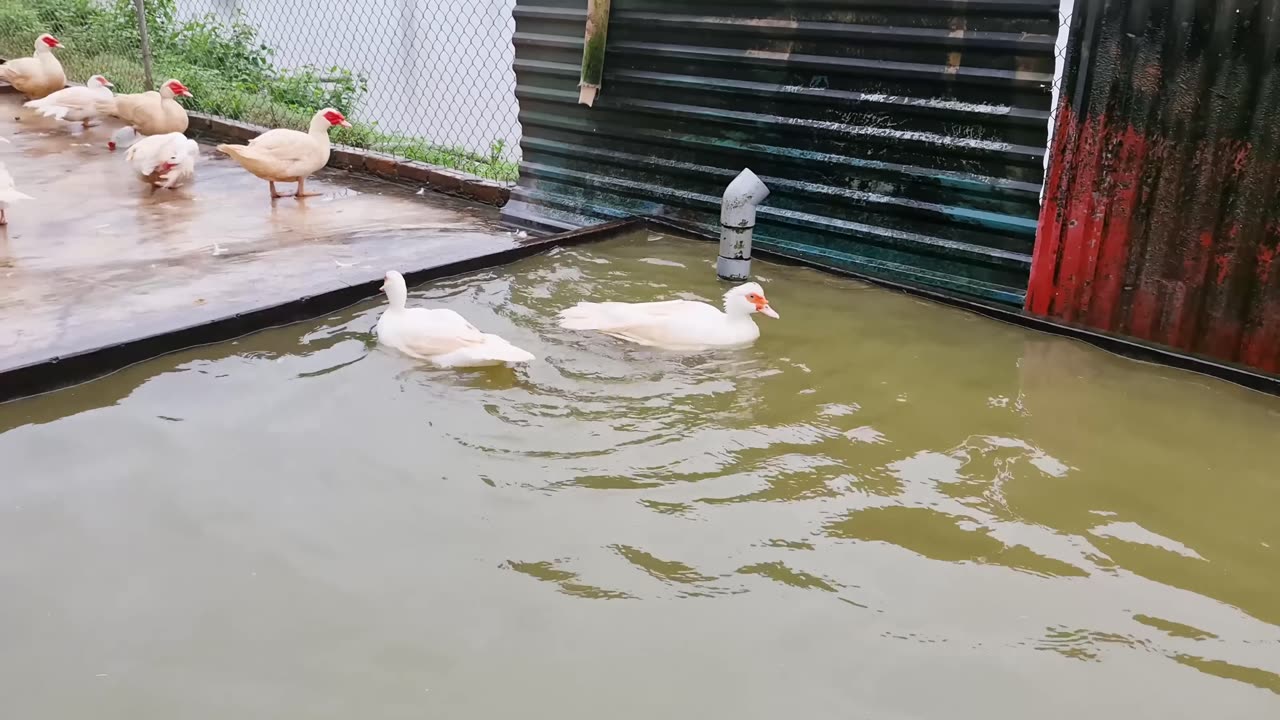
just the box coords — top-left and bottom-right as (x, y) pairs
(1, 216), (1277, 405)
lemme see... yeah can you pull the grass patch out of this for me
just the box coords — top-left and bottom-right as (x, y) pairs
(0, 0), (518, 182)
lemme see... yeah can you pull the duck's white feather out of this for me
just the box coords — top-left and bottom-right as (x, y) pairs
(558, 299), (737, 349)
(557, 283), (777, 350)
(0, 161), (33, 206)
(126, 132), (199, 188)
(376, 271), (535, 367)
(24, 81), (112, 122)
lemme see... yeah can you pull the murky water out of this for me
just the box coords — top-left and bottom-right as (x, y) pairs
(2, 233), (1279, 718)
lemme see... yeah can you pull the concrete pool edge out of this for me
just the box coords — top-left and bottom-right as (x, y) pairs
(0, 219), (628, 404)
(1, 216), (1277, 403)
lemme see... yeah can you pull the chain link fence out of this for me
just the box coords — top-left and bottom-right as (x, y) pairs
(0, 1), (152, 96)
(1045, 5), (1073, 179)
(1, 1), (1075, 192)
(0, 0), (522, 183)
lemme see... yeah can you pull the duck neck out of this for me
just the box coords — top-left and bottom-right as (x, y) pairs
(308, 115), (333, 144)
(722, 300), (755, 323)
(385, 284), (408, 312)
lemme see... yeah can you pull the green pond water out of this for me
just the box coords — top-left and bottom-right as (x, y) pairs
(1, 232), (1278, 718)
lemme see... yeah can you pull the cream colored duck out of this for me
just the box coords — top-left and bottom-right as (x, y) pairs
(216, 108), (350, 199)
(0, 34), (65, 99)
(125, 132), (199, 189)
(24, 74), (113, 126)
(558, 282), (779, 350)
(376, 271), (535, 368)
(97, 78), (192, 148)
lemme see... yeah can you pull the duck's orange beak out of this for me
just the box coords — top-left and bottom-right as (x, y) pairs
(753, 295), (779, 319)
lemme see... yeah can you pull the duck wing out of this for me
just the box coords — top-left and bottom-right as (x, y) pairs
(394, 307), (488, 357)
(557, 299), (717, 331)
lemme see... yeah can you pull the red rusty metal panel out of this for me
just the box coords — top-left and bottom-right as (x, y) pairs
(1029, 0), (1280, 375)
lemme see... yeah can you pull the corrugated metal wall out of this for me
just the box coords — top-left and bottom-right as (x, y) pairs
(1029, 0), (1280, 374)
(504, 0), (1061, 304)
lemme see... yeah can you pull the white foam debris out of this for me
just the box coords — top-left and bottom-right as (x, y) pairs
(777, 86), (1014, 115)
(783, 116), (1018, 153)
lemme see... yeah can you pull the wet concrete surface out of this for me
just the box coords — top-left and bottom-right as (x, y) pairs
(0, 94), (520, 374)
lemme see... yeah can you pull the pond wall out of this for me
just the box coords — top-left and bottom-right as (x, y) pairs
(1029, 0), (1280, 374)
(504, 0), (1062, 304)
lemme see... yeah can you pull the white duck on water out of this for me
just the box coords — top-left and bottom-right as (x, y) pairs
(557, 281), (779, 350)
(375, 270), (535, 368)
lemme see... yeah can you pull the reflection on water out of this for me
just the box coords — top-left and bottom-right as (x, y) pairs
(2, 233), (1279, 718)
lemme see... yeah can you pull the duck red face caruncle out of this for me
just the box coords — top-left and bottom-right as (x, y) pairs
(165, 79), (193, 98)
(322, 109), (352, 128)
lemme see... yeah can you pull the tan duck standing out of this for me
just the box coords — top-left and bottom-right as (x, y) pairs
(0, 34), (66, 99)
(217, 108), (351, 199)
(96, 78), (192, 149)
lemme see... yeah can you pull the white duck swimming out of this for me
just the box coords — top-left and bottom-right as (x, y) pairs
(376, 270), (536, 368)
(557, 282), (779, 350)
(125, 132), (199, 189)
(24, 74), (114, 126)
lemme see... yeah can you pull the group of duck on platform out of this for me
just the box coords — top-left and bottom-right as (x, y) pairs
(0, 33), (354, 224)
(1, 33), (781, 366)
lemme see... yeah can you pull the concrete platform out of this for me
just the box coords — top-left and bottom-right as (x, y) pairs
(0, 94), (523, 374)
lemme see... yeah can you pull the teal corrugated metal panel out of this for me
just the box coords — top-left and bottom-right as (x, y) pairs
(504, 0), (1060, 303)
